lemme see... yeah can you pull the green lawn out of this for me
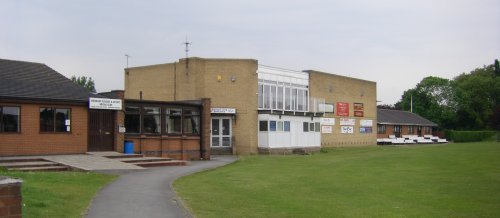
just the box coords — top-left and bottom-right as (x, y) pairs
(0, 169), (117, 218)
(174, 142), (500, 217)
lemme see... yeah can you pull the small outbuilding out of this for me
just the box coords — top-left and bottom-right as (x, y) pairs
(377, 108), (437, 138)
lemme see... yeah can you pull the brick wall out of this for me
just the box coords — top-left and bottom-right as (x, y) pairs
(0, 102), (88, 156)
(377, 124), (433, 138)
(0, 177), (22, 218)
(309, 71), (377, 147)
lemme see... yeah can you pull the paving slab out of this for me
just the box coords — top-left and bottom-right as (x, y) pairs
(85, 155), (238, 218)
(42, 154), (145, 171)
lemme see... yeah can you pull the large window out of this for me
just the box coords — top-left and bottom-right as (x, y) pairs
(166, 108), (182, 134)
(143, 107), (160, 134)
(408, 126), (414, 134)
(40, 107), (70, 133)
(259, 121), (268, 132)
(0, 106), (20, 133)
(258, 80), (309, 112)
(183, 109), (200, 134)
(125, 106), (140, 133)
(125, 104), (200, 135)
(424, 126), (431, 134)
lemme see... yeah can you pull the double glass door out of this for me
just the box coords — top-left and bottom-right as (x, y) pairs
(211, 117), (232, 147)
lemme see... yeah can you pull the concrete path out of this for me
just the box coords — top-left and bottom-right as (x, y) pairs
(43, 154), (145, 171)
(85, 155), (238, 218)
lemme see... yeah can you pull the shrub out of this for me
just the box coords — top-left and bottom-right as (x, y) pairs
(447, 131), (498, 142)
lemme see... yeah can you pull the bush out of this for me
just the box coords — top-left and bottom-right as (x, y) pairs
(446, 131), (498, 142)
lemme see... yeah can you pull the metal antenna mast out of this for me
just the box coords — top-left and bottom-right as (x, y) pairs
(183, 36), (191, 74)
(125, 54), (131, 68)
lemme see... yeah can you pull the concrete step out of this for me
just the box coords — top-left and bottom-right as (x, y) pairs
(0, 161), (61, 168)
(0, 157), (46, 163)
(116, 157), (173, 163)
(103, 154), (145, 159)
(134, 160), (187, 167)
(10, 165), (70, 172)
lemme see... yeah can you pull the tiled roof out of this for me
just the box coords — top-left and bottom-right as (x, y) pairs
(0, 59), (93, 102)
(377, 108), (437, 126)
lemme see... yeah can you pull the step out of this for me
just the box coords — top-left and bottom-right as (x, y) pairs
(10, 165), (70, 172)
(0, 158), (46, 163)
(103, 154), (145, 159)
(116, 157), (173, 163)
(134, 160), (187, 167)
(0, 161), (61, 168)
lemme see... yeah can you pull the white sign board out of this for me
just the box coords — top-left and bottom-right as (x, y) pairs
(89, 98), (122, 110)
(211, 108), (236, 114)
(318, 103), (334, 113)
(340, 118), (355, 126)
(119, 126), (126, 133)
(320, 118), (335, 125)
(321, 125), (333, 133)
(360, 119), (373, 127)
(341, 126), (354, 134)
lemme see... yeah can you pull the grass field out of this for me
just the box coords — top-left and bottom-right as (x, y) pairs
(174, 142), (500, 217)
(0, 169), (117, 218)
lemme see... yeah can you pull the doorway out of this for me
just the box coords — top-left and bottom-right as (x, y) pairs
(211, 117), (232, 147)
(88, 110), (115, 151)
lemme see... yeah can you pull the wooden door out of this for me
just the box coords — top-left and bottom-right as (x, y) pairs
(88, 110), (115, 151)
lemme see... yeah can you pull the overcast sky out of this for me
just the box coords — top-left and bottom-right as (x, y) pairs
(1, 0), (499, 104)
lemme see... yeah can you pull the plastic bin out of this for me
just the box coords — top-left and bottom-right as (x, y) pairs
(124, 141), (134, 154)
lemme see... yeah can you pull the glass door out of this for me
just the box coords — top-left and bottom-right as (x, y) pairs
(211, 117), (232, 147)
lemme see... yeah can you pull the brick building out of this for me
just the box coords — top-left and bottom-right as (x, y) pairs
(124, 57), (377, 155)
(377, 108), (437, 138)
(0, 59), (208, 160)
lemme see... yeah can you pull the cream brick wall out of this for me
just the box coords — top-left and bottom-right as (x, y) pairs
(125, 58), (260, 154)
(308, 71), (377, 147)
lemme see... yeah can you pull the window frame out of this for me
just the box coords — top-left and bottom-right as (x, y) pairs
(0, 106), (21, 133)
(39, 107), (71, 134)
(377, 124), (386, 134)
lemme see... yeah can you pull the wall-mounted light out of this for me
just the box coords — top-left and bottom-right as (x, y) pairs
(217, 75), (222, 82)
(230, 76), (236, 82)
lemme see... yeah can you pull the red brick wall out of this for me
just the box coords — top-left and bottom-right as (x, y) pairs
(377, 124), (433, 138)
(124, 136), (201, 160)
(0, 102), (88, 156)
(0, 178), (22, 218)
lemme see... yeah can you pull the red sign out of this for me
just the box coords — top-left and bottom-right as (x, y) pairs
(354, 111), (364, 117)
(354, 103), (364, 117)
(337, 102), (349, 116)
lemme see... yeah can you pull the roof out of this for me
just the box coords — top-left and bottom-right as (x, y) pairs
(377, 108), (438, 126)
(0, 59), (94, 103)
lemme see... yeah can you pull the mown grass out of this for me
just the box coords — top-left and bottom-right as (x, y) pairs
(0, 169), (117, 218)
(174, 142), (500, 217)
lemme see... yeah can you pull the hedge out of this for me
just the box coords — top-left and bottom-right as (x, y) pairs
(444, 130), (498, 142)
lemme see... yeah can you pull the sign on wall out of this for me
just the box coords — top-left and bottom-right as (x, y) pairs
(360, 127), (373, 133)
(341, 126), (354, 134)
(320, 118), (335, 125)
(211, 108), (236, 114)
(360, 119), (373, 127)
(318, 103), (334, 113)
(340, 118), (355, 126)
(354, 103), (364, 117)
(321, 125), (333, 133)
(89, 98), (122, 110)
(337, 102), (349, 116)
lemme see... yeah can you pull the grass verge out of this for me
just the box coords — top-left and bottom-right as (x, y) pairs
(174, 142), (500, 217)
(0, 169), (117, 218)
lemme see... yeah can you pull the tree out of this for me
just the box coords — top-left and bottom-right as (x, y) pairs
(377, 104), (401, 110)
(396, 76), (457, 129)
(71, 76), (96, 93)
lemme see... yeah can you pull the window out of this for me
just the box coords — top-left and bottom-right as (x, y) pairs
(277, 121), (283, 131)
(259, 121), (268, 131)
(284, 121), (290, 132)
(315, 122), (320, 132)
(291, 88), (297, 111)
(309, 122), (315, 132)
(258, 84), (263, 108)
(264, 85), (270, 109)
(297, 89), (304, 111)
(271, 85), (277, 109)
(277, 86), (284, 110)
(0, 106), (20, 133)
(183, 109), (200, 135)
(377, 124), (386, 134)
(40, 107), (70, 133)
(408, 126), (414, 134)
(142, 107), (160, 134)
(269, 121), (277, 131)
(166, 108), (182, 134)
(125, 106), (140, 133)
(285, 87), (291, 110)
(303, 122), (309, 132)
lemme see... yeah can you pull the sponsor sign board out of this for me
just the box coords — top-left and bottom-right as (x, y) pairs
(360, 119), (373, 127)
(341, 126), (354, 134)
(340, 118), (355, 126)
(321, 125), (333, 133)
(211, 108), (236, 114)
(320, 118), (335, 125)
(337, 102), (349, 116)
(89, 98), (122, 110)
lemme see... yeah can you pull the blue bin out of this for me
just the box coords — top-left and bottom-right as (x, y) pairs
(124, 141), (134, 154)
